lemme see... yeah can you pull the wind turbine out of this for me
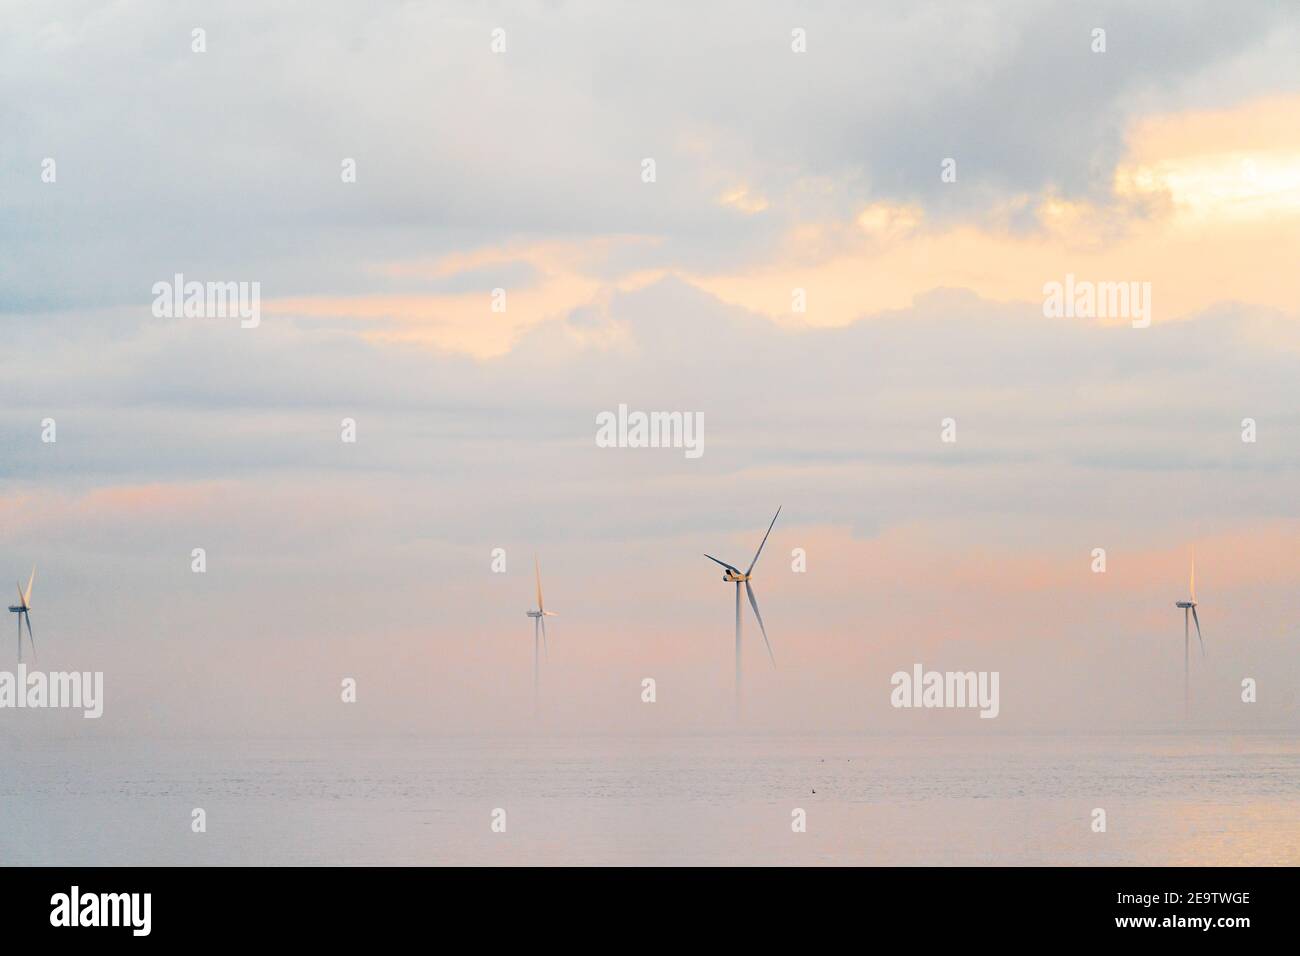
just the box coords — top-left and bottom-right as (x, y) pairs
(1174, 550), (1204, 718)
(525, 558), (557, 713)
(704, 507), (780, 716)
(8, 566), (36, 663)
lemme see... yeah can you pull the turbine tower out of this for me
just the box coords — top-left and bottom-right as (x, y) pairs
(525, 558), (557, 714)
(705, 507), (781, 717)
(8, 566), (36, 663)
(1174, 550), (1204, 718)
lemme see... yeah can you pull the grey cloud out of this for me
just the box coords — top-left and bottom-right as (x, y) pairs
(3, 1), (1297, 310)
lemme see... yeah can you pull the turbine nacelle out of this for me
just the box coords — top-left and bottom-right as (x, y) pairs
(1175, 601), (1196, 609)
(721, 570), (750, 583)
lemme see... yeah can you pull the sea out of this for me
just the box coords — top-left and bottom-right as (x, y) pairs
(2, 734), (1297, 866)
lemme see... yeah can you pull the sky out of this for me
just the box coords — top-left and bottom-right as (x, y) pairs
(2, 1), (1300, 736)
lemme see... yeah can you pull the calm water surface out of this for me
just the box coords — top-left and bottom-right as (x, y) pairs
(1, 734), (1296, 865)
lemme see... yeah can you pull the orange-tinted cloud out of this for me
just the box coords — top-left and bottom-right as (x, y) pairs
(262, 95), (1300, 355)
(266, 238), (665, 358)
(693, 94), (1300, 327)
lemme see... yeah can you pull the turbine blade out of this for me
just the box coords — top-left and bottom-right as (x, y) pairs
(745, 581), (775, 667)
(1191, 606), (1204, 656)
(704, 554), (740, 573)
(24, 613), (34, 664)
(16, 583), (24, 609)
(541, 615), (549, 660)
(1189, 551), (1196, 604)
(535, 558), (544, 613)
(23, 566), (34, 606)
(745, 507), (782, 576)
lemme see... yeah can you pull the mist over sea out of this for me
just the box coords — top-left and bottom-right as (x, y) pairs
(2, 734), (1296, 866)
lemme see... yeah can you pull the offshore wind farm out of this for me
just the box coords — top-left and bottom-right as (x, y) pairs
(2, 1), (1299, 873)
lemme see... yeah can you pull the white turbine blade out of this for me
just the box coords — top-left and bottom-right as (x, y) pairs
(1191, 606), (1204, 656)
(745, 581), (775, 667)
(535, 558), (544, 613)
(23, 566), (34, 606)
(745, 507), (782, 576)
(24, 613), (35, 664)
(541, 615), (549, 660)
(704, 554), (740, 573)
(16, 582), (24, 610)
(543, 610), (558, 616)
(1189, 550), (1196, 604)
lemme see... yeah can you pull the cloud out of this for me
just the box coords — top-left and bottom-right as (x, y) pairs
(4, 1), (1298, 314)
(3, 3), (1299, 735)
